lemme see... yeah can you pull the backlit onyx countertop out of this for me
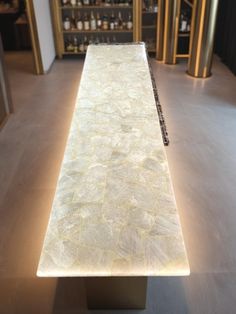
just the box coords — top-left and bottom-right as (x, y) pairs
(37, 43), (190, 277)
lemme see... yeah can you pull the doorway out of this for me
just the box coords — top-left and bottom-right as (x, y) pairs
(0, 0), (43, 76)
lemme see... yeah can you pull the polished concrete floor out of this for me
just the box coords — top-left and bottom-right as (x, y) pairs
(0, 51), (236, 314)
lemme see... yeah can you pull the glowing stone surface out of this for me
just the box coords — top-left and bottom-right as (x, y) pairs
(37, 44), (190, 277)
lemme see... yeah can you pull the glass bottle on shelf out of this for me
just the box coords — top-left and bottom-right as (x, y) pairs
(65, 37), (68, 51)
(73, 36), (78, 52)
(62, 0), (68, 6)
(97, 12), (102, 29)
(187, 17), (191, 32)
(71, 11), (76, 30)
(114, 13), (119, 29)
(84, 13), (90, 30)
(79, 38), (85, 52)
(112, 35), (117, 43)
(118, 11), (123, 29)
(84, 36), (89, 51)
(77, 0), (82, 5)
(89, 35), (94, 44)
(102, 14), (109, 30)
(63, 17), (71, 30)
(104, 0), (111, 6)
(180, 12), (187, 32)
(66, 36), (74, 51)
(70, 0), (77, 6)
(179, 13), (183, 30)
(90, 11), (97, 30)
(109, 11), (115, 30)
(95, 36), (100, 44)
(127, 13), (132, 30)
(187, 24), (190, 32)
(77, 12), (83, 30)
(83, 0), (90, 5)
(153, 0), (158, 12)
(143, 0), (151, 11)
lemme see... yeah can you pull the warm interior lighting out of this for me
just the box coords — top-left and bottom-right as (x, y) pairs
(37, 44), (190, 278)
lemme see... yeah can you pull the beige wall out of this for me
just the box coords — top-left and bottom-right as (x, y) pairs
(33, 0), (56, 73)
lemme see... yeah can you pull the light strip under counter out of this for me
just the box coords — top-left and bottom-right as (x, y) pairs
(37, 43), (190, 277)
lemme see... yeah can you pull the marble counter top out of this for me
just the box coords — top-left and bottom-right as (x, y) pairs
(37, 44), (189, 277)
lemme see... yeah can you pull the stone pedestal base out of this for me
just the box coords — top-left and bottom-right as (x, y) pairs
(85, 277), (147, 309)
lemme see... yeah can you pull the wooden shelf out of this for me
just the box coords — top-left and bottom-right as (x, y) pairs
(142, 6), (157, 56)
(63, 29), (133, 33)
(176, 54), (190, 58)
(51, 1), (139, 58)
(142, 11), (157, 14)
(178, 32), (190, 37)
(60, 5), (132, 10)
(142, 25), (155, 29)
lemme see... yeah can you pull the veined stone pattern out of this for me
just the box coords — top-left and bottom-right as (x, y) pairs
(37, 44), (189, 277)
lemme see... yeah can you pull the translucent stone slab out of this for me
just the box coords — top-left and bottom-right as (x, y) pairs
(37, 44), (190, 277)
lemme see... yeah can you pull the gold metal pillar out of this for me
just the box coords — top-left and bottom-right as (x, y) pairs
(85, 277), (147, 309)
(50, 0), (64, 59)
(25, 0), (44, 74)
(163, 0), (181, 64)
(156, 0), (165, 60)
(133, 0), (142, 42)
(188, 0), (219, 78)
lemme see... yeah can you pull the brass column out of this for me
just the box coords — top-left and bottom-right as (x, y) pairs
(133, 0), (142, 42)
(188, 0), (219, 78)
(156, 0), (165, 61)
(25, 0), (44, 74)
(163, 0), (181, 64)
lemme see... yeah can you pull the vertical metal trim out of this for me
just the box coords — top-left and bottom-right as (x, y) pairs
(25, 0), (44, 74)
(194, 0), (206, 76)
(51, 0), (63, 58)
(157, 0), (165, 60)
(163, 0), (169, 62)
(188, 0), (197, 69)
(173, 0), (181, 63)
(163, 0), (181, 64)
(0, 34), (13, 115)
(188, 0), (219, 78)
(133, 0), (141, 42)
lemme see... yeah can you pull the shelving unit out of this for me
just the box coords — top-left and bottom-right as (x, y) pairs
(51, 0), (136, 58)
(60, 5), (132, 9)
(176, 0), (193, 58)
(50, 0), (194, 61)
(50, 0), (218, 77)
(141, 0), (158, 56)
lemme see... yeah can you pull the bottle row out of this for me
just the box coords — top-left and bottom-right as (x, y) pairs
(65, 35), (119, 53)
(63, 11), (133, 31)
(65, 35), (156, 53)
(179, 11), (191, 32)
(61, 0), (132, 7)
(142, 0), (158, 13)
